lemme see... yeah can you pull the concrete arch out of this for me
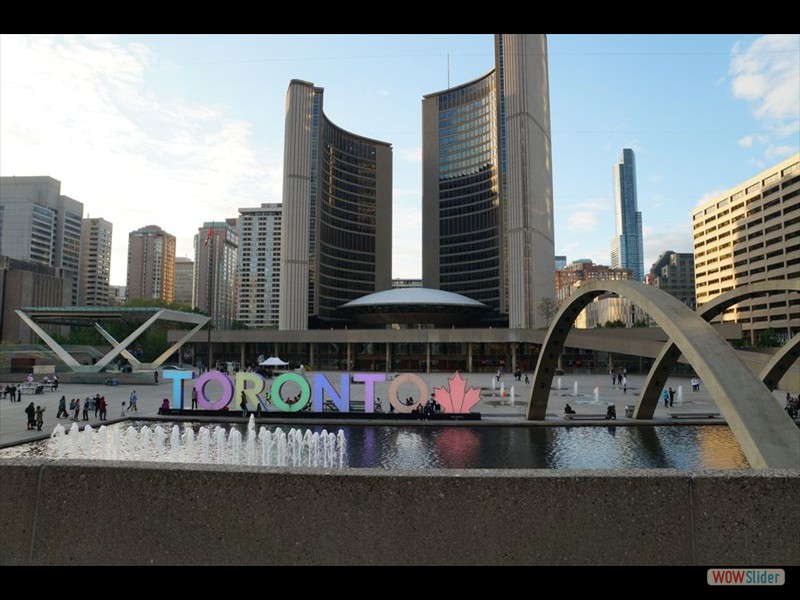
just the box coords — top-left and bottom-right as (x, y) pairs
(635, 280), (800, 418)
(760, 332), (800, 392)
(526, 280), (799, 469)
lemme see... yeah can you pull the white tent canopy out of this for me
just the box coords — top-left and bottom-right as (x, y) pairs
(259, 356), (289, 367)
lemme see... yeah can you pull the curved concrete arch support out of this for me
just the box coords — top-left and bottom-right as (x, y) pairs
(635, 281), (800, 419)
(760, 332), (800, 392)
(526, 281), (799, 469)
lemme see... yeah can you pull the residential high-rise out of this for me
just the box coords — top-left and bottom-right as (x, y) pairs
(126, 225), (176, 302)
(0, 176), (83, 304)
(555, 255), (567, 271)
(79, 218), (113, 306)
(279, 79), (392, 330)
(610, 149), (644, 282)
(421, 34), (555, 328)
(174, 257), (194, 306)
(692, 153), (799, 344)
(194, 220), (238, 329)
(238, 203), (281, 328)
(648, 250), (695, 310)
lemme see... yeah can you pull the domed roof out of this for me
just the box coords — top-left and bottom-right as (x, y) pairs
(339, 288), (487, 326)
(341, 287), (486, 308)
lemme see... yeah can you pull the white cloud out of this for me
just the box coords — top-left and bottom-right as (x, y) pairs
(392, 200), (421, 278)
(765, 144), (798, 159)
(730, 34), (800, 141)
(393, 187), (419, 198)
(694, 187), (727, 209)
(642, 224), (694, 271)
(738, 135), (756, 148)
(396, 147), (422, 163)
(577, 197), (612, 211)
(567, 211), (600, 231)
(0, 34), (282, 285)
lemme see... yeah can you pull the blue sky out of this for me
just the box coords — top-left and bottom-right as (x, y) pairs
(1, 34), (798, 286)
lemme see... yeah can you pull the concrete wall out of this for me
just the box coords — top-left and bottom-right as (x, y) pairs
(1, 460), (797, 565)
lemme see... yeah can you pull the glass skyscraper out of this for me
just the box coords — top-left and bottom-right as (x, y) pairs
(610, 148), (644, 282)
(422, 34), (555, 328)
(279, 80), (392, 330)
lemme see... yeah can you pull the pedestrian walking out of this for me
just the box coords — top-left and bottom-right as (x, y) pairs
(191, 387), (198, 410)
(127, 390), (138, 412)
(668, 387), (675, 408)
(663, 390), (669, 408)
(57, 395), (68, 418)
(73, 398), (81, 421)
(35, 405), (45, 431)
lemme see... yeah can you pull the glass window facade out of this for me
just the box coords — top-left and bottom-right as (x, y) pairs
(316, 118), (381, 318)
(435, 73), (503, 311)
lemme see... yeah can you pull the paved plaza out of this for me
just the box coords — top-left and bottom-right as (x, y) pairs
(0, 370), (793, 448)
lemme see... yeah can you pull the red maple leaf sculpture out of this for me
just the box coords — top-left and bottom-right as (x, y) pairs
(433, 371), (481, 413)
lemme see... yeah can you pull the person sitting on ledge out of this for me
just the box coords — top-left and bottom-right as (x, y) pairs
(160, 398), (170, 412)
(564, 403), (575, 415)
(606, 404), (617, 420)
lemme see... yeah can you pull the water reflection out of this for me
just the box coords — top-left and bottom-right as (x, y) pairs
(0, 423), (749, 470)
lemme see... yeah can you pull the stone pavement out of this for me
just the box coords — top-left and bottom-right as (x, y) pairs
(1, 370), (793, 447)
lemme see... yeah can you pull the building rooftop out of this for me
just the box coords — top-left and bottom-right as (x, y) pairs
(339, 288), (487, 326)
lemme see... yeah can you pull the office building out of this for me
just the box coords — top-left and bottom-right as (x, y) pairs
(610, 149), (644, 282)
(279, 79), (392, 330)
(174, 257), (194, 306)
(194, 220), (238, 329)
(0, 176), (83, 304)
(109, 285), (127, 306)
(79, 217), (113, 306)
(392, 278), (422, 289)
(126, 225), (176, 302)
(422, 34), (555, 328)
(554, 260), (633, 305)
(692, 153), (800, 343)
(238, 203), (282, 328)
(555, 255), (567, 271)
(0, 256), (73, 343)
(648, 250), (695, 310)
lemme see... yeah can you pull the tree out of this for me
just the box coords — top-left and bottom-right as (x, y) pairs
(537, 297), (559, 326)
(757, 327), (782, 348)
(604, 319), (626, 329)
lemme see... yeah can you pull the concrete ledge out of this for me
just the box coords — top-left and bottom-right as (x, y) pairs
(0, 460), (797, 565)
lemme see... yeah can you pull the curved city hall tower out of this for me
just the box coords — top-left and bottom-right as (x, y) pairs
(422, 34), (554, 328)
(279, 80), (392, 330)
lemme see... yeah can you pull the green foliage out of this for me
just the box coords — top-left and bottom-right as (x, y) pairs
(124, 297), (200, 313)
(633, 319), (650, 328)
(756, 327), (782, 348)
(604, 319), (626, 329)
